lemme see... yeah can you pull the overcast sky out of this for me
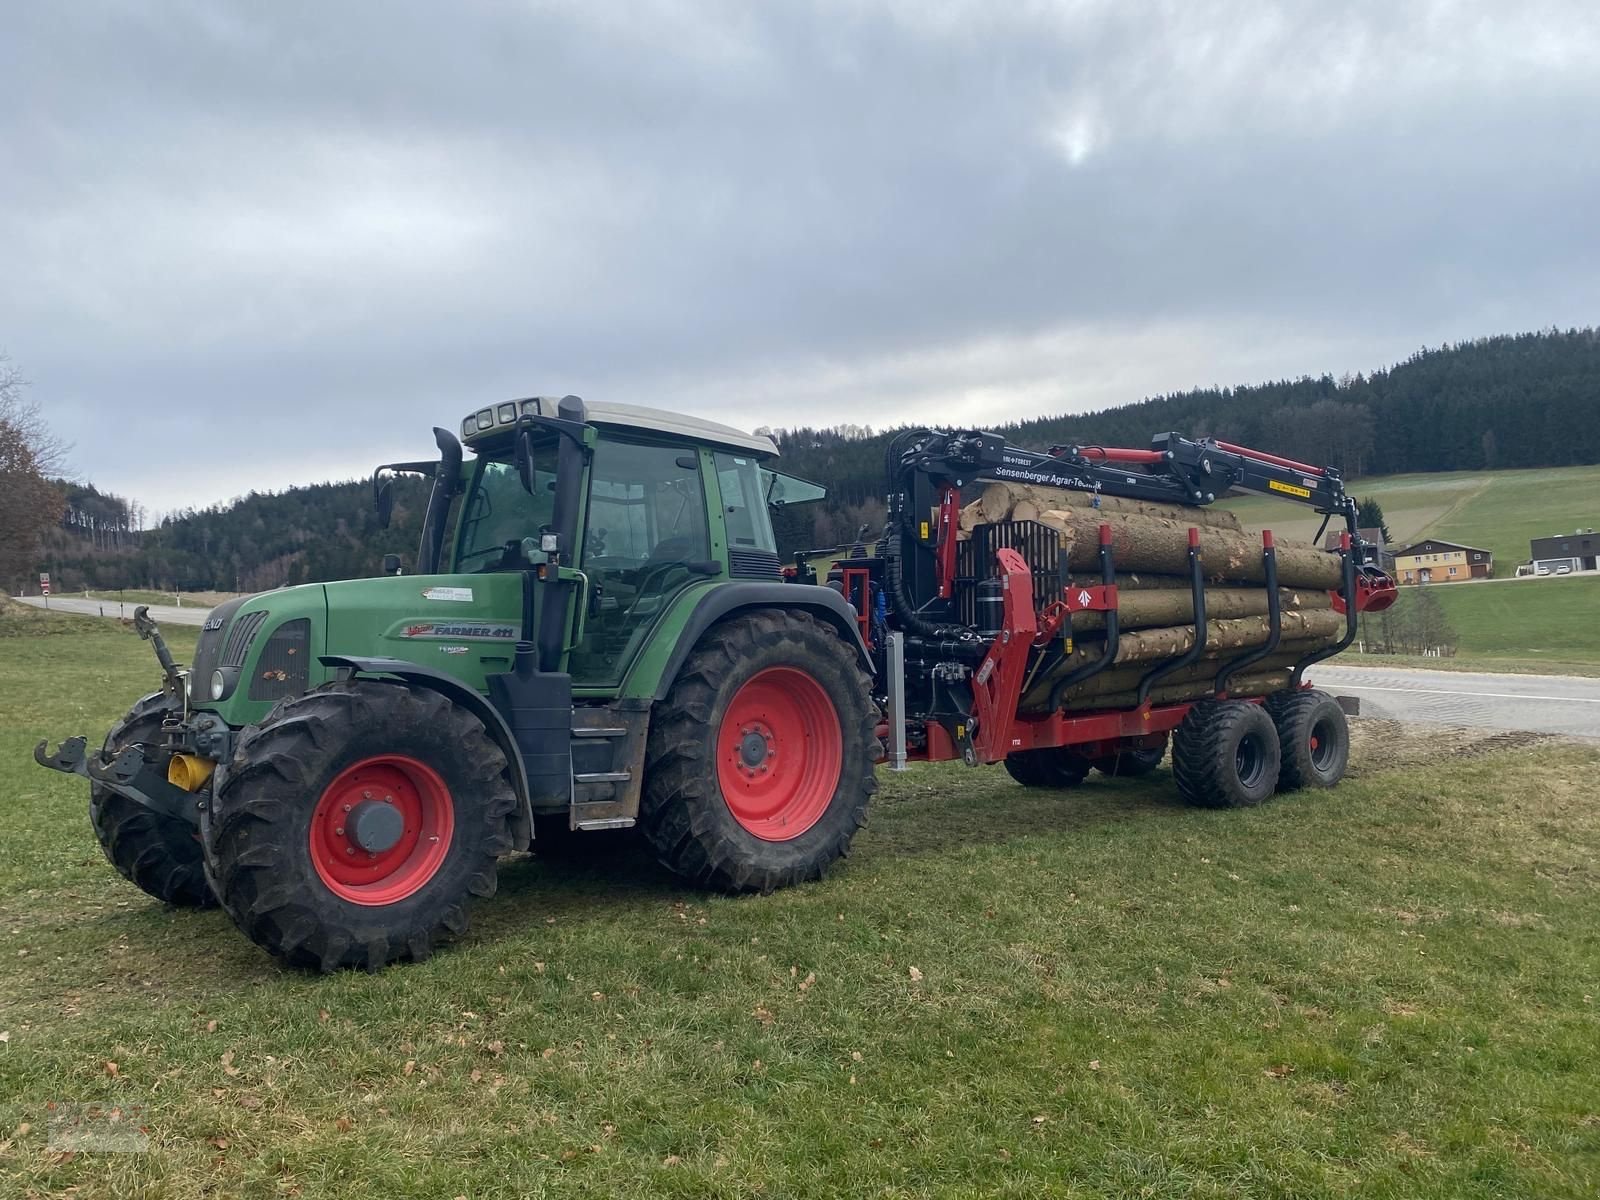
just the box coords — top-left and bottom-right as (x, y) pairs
(4, 1), (1598, 518)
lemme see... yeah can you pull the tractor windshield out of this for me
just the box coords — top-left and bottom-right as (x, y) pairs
(453, 441), (558, 571)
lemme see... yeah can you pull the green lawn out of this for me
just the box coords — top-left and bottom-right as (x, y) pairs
(2, 607), (1599, 1197)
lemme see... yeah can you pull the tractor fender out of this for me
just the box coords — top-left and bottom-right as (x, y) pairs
(319, 655), (534, 848)
(644, 583), (873, 702)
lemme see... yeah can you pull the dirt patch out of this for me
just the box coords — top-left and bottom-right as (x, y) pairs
(1346, 718), (1561, 777)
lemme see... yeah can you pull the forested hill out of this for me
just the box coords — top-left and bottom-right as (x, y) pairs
(770, 329), (1600, 509)
(42, 328), (1600, 592)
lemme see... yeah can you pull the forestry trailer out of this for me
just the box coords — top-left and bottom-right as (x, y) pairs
(36, 397), (1396, 971)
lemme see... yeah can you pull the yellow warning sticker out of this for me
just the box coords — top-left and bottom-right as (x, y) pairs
(1268, 479), (1312, 499)
(920, 521), (930, 539)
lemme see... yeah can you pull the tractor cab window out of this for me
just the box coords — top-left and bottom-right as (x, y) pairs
(571, 439), (710, 684)
(715, 452), (777, 553)
(454, 443), (558, 572)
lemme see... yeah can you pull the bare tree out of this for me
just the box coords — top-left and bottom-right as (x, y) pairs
(0, 356), (68, 593)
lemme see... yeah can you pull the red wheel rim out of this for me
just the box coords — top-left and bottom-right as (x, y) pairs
(309, 756), (454, 905)
(717, 666), (842, 842)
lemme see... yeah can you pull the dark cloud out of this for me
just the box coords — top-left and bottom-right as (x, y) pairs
(3, 1), (1598, 513)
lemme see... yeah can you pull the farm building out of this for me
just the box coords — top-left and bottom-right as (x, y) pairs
(1391, 538), (1492, 584)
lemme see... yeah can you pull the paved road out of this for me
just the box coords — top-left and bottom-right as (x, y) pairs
(1307, 663), (1600, 740)
(10, 595), (210, 627)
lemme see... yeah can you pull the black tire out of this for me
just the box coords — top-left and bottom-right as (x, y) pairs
(1171, 700), (1281, 808)
(204, 681), (516, 971)
(639, 610), (877, 893)
(1003, 747), (1091, 789)
(1265, 689), (1350, 791)
(1090, 736), (1169, 779)
(89, 692), (215, 908)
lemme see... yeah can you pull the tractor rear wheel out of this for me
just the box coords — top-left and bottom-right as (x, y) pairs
(1172, 700), (1281, 808)
(1266, 689), (1350, 791)
(89, 692), (215, 908)
(640, 611), (877, 893)
(1090, 736), (1169, 779)
(1003, 748), (1091, 789)
(205, 681), (516, 971)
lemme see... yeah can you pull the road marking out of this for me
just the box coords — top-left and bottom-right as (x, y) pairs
(1325, 683), (1600, 704)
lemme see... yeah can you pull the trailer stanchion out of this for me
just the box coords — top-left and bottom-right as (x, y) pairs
(1046, 524), (1120, 711)
(1135, 528), (1209, 707)
(1214, 530), (1281, 698)
(1292, 530), (1359, 686)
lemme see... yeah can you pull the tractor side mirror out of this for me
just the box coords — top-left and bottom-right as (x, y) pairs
(374, 476), (395, 528)
(381, 553), (404, 576)
(514, 427), (536, 495)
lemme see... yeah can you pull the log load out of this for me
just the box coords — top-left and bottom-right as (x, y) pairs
(960, 482), (1342, 589)
(953, 481), (1351, 713)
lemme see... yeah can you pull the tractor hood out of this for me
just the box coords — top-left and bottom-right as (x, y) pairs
(192, 573), (526, 729)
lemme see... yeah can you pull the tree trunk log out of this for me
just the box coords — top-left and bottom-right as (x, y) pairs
(969, 482), (1244, 531)
(1070, 587), (1333, 633)
(1021, 645), (1325, 711)
(1032, 509), (1343, 588)
(1058, 670), (1294, 712)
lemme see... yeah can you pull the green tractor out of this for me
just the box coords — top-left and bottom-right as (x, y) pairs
(37, 397), (878, 970)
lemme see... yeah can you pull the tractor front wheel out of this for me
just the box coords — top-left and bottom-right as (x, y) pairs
(89, 692), (215, 908)
(640, 611), (877, 893)
(205, 681), (516, 971)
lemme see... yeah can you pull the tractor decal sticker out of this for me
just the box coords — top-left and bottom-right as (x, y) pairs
(1268, 479), (1313, 499)
(421, 586), (474, 602)
(438, 645), (469, 655)
(400, 622), (517, 640)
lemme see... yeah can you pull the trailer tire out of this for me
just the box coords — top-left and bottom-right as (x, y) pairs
(89, 692), (216, 908)
(1003, 748), (1091, 789)
(205, 681), (516, 971)
(640, 610), (877, 893)
(1090, 736), (1169, 779)
(1266, 689), (1349, 791)
(1172, 700), (1281, 808)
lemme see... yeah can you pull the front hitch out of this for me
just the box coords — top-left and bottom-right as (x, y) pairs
(35, 735), (202, 827)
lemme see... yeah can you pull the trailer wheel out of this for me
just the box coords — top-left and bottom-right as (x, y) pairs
(89, 692), (216, 908)
(205, 681), (516, 971)
(1090, 736), (1169, 779)
(1003, 748), (1090, 789)
(1172, 700), (1281, 808)
(1266, 689), (1349, 790)
(640, 610), (877, 893)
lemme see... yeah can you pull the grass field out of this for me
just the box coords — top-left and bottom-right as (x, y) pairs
(3, 606), (1599, 1197)
(1348, 575), (1600, 674)
(1221, 462), (1600, 570)
(1223, 463), (1600, 673)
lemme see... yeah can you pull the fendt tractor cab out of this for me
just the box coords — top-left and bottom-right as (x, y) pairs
(36, 396), (1394, 971)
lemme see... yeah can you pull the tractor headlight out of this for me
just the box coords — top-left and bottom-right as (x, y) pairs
(210, 670), (227, 701)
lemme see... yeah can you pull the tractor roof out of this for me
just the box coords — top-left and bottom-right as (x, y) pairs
(460, 396), (777, 458)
